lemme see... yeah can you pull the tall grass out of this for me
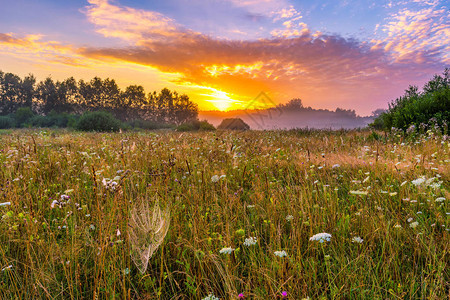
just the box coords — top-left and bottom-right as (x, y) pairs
(0, 128), (448, 299)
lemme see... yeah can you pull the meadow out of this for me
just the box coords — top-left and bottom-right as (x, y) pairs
(0, 128), (448, 299)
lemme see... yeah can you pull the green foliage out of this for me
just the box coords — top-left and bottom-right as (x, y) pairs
(28, 112), (78, 128)
(0, 116), (15, 129)
(127, 119), (174, 130)
(176, 120), (215, 131)
(1, 70), (199, 126)
(14, 107), (35, 127)
(217, 118), (250, 130)
(76, 111), (122, 132)
(372, 69), (449, 131)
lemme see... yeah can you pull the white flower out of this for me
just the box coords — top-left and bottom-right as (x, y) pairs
(117, 229), (121, 236)
(411, 176), (426, 186)
(332, 164), (340, 168)
(349, 190), (368, 196)
(394, 224), (402, 229)
(202, 294), (220, 300)
(351, 236), (364, 243)
(309, 232), (332, 243)
(274, 250), (288, 257)
(435, 197), (445, 202)
(409, 221), (419, 228)
(407, 217), (413, 223)
(0, 202), (11, 207)
(211, 175), (220, 183)
(243, 237), (257, 246)
(51, 200), (59, 209)
(219, 247), (234, 254)
(102, 178), (118, 190)
(286, 215), (294, 221)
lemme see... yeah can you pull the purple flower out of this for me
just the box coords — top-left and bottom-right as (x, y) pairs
(238, 293), (244, 298)
(281, 291), (287, 298)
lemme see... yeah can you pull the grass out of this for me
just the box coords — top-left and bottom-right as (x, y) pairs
(0, 128), (448, 299)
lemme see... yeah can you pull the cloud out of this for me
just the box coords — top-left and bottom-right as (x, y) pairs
(76, 0), (448, 112)
(1, 0), (447, 114)
(226, 0), (290, 16)
(371, 0), (449, 63)
(0, 33), (87, 66)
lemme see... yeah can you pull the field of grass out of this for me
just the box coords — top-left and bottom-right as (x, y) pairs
(0, 129), (448, 299)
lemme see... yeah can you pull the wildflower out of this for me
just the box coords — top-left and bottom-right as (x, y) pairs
(282, 291), (288, 298)
(352, 236), (364, 244)
(51, 200), (60, 209)
(202, 294), (220, 300)
(243, 237), (257, 246)
(407, 217), (413, 223)
(435, 197), (445, 202)
(274, 250), (288, 257)
(410, 221), (419, 228)
(117, 229), (121, 236)
(102, 178), (118, 190)
(411, 176), (426, 186)
(219, 247), (234, 254)
(349, 190), (368, 196)
(0, 202), (11, 207)
(211, 175), (220, 182)
(394, 224), (402, 229)
(310, 232), (332, 243)
(332, 164), (340, 168)
(238, 293), (245, 298)
(285, 215), (294, 221)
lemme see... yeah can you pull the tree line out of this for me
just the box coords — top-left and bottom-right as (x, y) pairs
(0, 71), (198, 125)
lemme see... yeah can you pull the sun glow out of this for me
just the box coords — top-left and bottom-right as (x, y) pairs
(201, 89), (239, 111)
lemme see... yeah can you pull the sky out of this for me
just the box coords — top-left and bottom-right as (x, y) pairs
(0, 0), (448, 115)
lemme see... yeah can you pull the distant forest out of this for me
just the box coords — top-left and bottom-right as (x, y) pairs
(0, 71), (198, 125)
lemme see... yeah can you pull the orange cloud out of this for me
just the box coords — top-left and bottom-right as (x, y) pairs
(0, 33), (87, 66)
(1, 0), (447, 114)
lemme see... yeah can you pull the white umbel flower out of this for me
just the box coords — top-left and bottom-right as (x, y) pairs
(309, 232), (332, 243)
(351, 236), (364, 243)
(243, 237), (257, 246)
(274, 250), (288, 257)
(219, 247), (234, 254)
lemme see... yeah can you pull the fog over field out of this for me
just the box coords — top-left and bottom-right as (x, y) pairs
(200, 109), (374, 130)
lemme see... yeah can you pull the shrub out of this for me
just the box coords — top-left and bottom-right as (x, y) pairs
(14, 107), (35, 127)
(217, 118), (250, 130)
(0, 116), (15, 129)
(371, 69), (449, 132)
(76, 111), (122, 132)
(127, 119), (174, 130)
(176, 120), (215, 132)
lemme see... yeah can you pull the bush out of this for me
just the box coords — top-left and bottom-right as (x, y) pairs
(176, 120), (215, 132)
(371, 69), (449, 132)
(127, 119), (173, 130)
(217, 118), (250, 130)
(0, 116), (15, 129)
(14, 107), (35, 127)
(28, 112), (79, 128)
(76, 111), (122, 132)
